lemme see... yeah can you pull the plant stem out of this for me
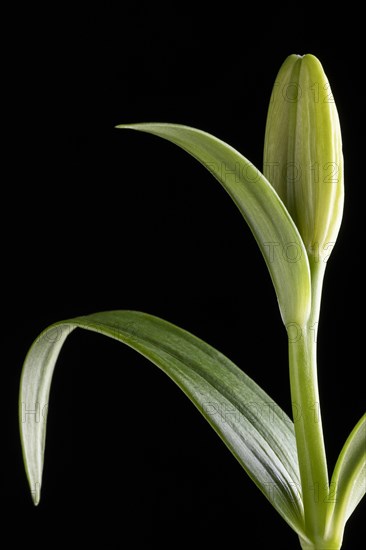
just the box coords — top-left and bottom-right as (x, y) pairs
(299, 536), (341, 550)
(289, 258), (329, 543)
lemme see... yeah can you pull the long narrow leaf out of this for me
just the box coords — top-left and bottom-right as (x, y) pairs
(116, 123), (311, 327)
(326, 413), (366, 542)
(20, 310), (306, 537)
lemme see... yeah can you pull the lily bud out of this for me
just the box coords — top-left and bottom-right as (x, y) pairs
(263, 54), (344, 262)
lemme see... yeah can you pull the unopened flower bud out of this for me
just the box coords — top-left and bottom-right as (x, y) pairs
(263, 54), (344, 262)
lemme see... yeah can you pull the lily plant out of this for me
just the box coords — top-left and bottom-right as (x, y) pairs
(19, 54), (365, 549)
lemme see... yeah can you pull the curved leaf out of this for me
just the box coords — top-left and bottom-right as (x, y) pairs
(326, 413), (366, 542)
(19, 310), (305, 537)
(116, 123), (311, 327)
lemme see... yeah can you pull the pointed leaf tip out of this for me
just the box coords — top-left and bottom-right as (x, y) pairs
(19, 310), (306, 537)
(117, 123), (311, 326)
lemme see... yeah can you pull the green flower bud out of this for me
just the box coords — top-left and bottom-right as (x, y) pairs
(263, 54), (344, 262)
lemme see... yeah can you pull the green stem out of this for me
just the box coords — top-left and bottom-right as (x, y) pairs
(299, 536), (341, 550)
(289, 258), (329, 543)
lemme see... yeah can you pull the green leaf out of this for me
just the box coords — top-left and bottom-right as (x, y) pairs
(19, 310), (306, 537)
(116, 123), (311, 327)
(325, 413), (366, 543)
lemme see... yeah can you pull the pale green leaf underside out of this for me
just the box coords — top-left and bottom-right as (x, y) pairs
(19, 310), (305, 536)
(326, 413), (366, 540)
(116, 123), (311, 326)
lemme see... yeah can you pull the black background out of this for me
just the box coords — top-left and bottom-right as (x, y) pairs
(5, 2), (365, 548)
